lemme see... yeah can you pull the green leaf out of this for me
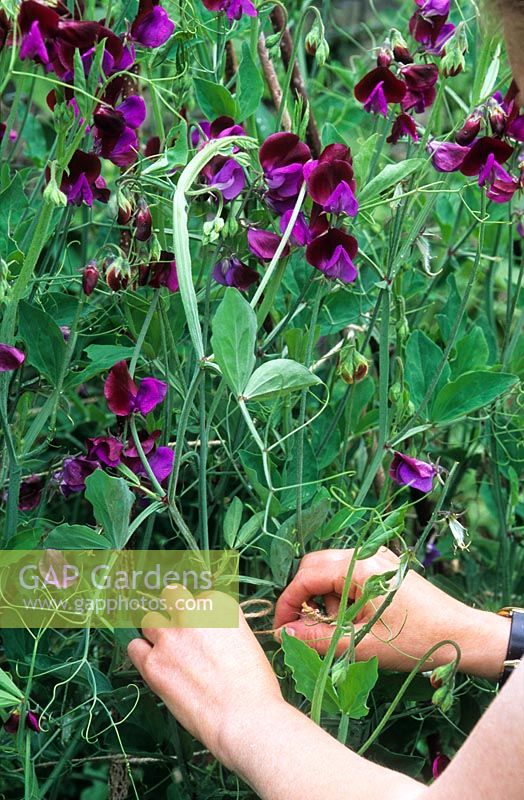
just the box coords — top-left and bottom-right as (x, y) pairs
(405, 331), (450, 413)
(359, 159), (425, 204)
(19, 300), (66, 383)
(243, 359), (322, 402)
(45, 524), (112, 550)
(437, 275), (466, 341)
(0, 173), (29, 255)
(281, 630), (340, 714)
(211, 288), (256, 394)
(321, 123), (346, 148)
(270, 492), (331, 585)
(84, 470), (135, 549)
(223, 497), (244, 548)
(84, 344), (136, 368)
(194, 78), (239, 121)
(450, 327), (489, 378)
(142, 119), (189, 175)
(237, 42), (264, 120)
(431, 371), (518, 423)
(334, 657), (379, 718)
(0, 667), (23, 703)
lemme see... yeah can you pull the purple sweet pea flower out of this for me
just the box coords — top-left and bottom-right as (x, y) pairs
(201, 0), (257, 22)
(478, 153), (519, 203)
(104, 361), (167, 417)
(259, 133), (311, 207)
(427, 140), (470, 172)
(306, 228), (359, 283)
(247, 228), (290, 261)
(148, 446), (175, 482)
(58, 456), (98, 496)
(304, 144), (358, 217)
(206, 157), (246, 200)
(130, 0), (175, 47)
(148, 251), (179, 292)
(387, 113), (419, 143)
(0, 123), (17, 142)
(56, 150), (110, 206)
(213, 255), (260, 290)
(87, 436), (123, 467)
(389, 451), (437, 493)
(0, 343), (25, 372)
(354, 67), (406, 116)
(18, 1), (59, 64)
(4, 709), (41, 735)
(280, 211), (312, 246)
(423, 542), (441, 569)
(18, 475), (45, 511)
(93, 95), (146, 167)
(409, 0), (455, 55)
(122, 431), (174, 484)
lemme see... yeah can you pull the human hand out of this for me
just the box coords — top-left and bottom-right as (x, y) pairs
(274, 548), (510, 679)
(128, 586), (284, 769)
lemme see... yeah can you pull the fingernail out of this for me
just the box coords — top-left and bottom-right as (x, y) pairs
(285, 626), (296, 637)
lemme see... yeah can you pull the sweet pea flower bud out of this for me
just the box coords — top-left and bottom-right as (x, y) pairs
(337, 344), (368, 385)
(455, 110), (482, 145)
(82, 260), (99, 296)
(429, 662), (456, 689)
(43, 161), (67, 207)
(391, 29), (413, 64)
(377, 46), (392, 67)
(305, 19), (330, 66)
(134, 199), (152, 241)
(488, 99), (507, 136)
(105, 256), (130, 292)
(440, 25), (467, 78)
(432, 685), (454, 713)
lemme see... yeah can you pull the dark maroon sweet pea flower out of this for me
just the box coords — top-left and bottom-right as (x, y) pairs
(104, 361), (167, 417)
(400, 64), (439, 113)
(148, 251), (179, 292)
(134, 199), (152, 241)
(0, 343), (25, 371)
(478, 154), (519, 203)
(18, 0), (59, 64)
(304, 144), (358, 217)
(455, 111), (483, 145)
(18, 475), (44, 511)
(306, 228), (358, 283)
(0, 123), (17, 142)
(213, 255), (259, 291)
(459, 136), (514, 177)
(87, 436), (123, 467)
(389, 451), (437, 493)
(432, 754), (450, 778)
(248, 228), (290, 261)
(201, 0), (257, 22)
(280, 211), (312, 246)
(130, 0), (175, 47)
(82, 260), (99, 295)
(259, 133), (311, 206)
(57, 150), (110, 206)
(387, 113), (419, 143)
(0, 9), (10, 51)
(93, 95), (146, 167)
(409, 0), (454, 54)
(354, 66), (406, 116)
(4, 709), (41, 734)
(58, 456), (98, 496)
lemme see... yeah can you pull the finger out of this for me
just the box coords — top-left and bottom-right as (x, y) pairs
(297, 549), (354, 572)
(275, 620), (351, 657)
(274, 564), (356, 629)
(324, 593), (340, 617)
(141, 611), (173, 643)
(127, 637), (152, 672)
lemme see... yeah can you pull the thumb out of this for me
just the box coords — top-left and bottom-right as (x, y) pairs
(275, 619), (352, 657)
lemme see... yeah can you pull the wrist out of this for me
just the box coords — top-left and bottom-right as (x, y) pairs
(217, 695), (291, 772)
(454, 608), (511, 680)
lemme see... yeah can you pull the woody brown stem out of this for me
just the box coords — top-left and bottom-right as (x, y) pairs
(269, 6), (321, 155)
(257, 33), (292, 131)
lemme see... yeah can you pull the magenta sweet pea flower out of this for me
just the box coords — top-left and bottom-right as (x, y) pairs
(304, 144), (358, 218)
(122, 430), (174, 484)
(148, 251), (179, 292)
(87, 436), (123, 467)
(57, 150), (110, 206)
(4, 709), (41, 734)
(280, 211), (312, 246)
(389, 451), (437, 493)
(204, 157), (246, 200)
(0, 343), (25, 372)
(432, 754), (450, 778)
(18, 475), (44, 511)
(306, 228), (358, 283)
(387, 113), (419, 144)
(201, 0), (257, 22)
(259, 133), (311, 207)
(459, 136), (514, 176)
(18, 0), (59, 64)
(248, 228), (290, 261)
(427, 140), (470, 172)
(104, 361), (167, 417)
(130, 0), (175, 47)
(57, 456), (98, 496)
(409, 0), (455, 55)
(400, 64), (439, 113)
(354, 67), (406, 116)
(213, 256), (260, 290)
(93, 95), (146, 167)
(478, 153), (519, 203)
